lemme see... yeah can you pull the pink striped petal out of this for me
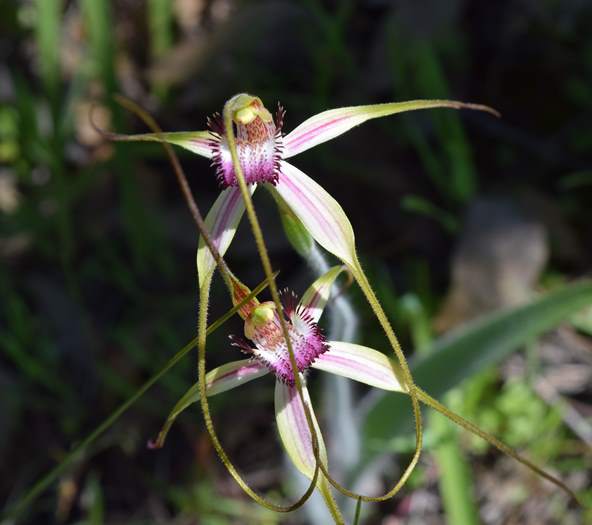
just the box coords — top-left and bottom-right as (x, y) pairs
(312, 341), (406, 392)
(206, 359), (268, 396)
(197, 185), (256, 287)
(112, 131), (214, 158)
(299, 265), (345, 323)
(275, 161), (357, 267)
(149, 360), (267, 448)
(283, 100), (499, 158)
(275, 382), (328, 481)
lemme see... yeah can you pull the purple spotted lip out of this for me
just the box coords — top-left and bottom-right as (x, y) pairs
(229, 290), (328, 385)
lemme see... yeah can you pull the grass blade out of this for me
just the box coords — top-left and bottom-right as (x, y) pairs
(363, 280), (592, 446)
(1, 274), (275, 522)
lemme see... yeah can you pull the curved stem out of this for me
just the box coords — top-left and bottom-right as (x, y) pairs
(196, 276), (321, 512)
(350, 263), (423, 496)
(111, 95), (234, 292)
(312, 262), (425, 502)
(416, 386), (582, 505)
(222, 104), (343, 523)
(221, 107), (310, 421)
(1, 276), (274, 522)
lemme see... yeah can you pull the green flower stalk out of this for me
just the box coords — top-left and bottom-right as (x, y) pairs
(96, 96), (325, 515)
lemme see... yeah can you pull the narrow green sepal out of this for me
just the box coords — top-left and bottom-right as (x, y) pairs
(148, 383), (200, 449)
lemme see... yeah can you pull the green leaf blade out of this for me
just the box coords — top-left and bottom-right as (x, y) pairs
(363, 280), (592, 447)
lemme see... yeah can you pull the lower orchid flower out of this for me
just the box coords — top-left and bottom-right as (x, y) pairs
(151, 266), (408, 510)
(215, 266), (405, 508)
(152, 264), (580, 514)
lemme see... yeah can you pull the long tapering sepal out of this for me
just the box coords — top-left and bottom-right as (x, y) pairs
(312, 342), (406, 392)
(206, 359), (269, 396)
(149, 360), (268, 449)
(275, 382), (327, 480)
(108, 130), (214, 158)
(299, 265), (346, 323)
(197, 185), (257, 287)
(275, 162), (357, 267)
(274, 382), (342, 520)
(282, 99), (499, 158)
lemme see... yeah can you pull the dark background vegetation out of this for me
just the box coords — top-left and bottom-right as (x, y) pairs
(1, 1), (591, 524)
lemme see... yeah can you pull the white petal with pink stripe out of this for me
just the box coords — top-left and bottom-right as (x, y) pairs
(113, 130), (214, 158)
(197, 185), (256, 287)
(206, 359), (268, 396)
(282, 99), (499, 159)
(312, 341), (406, 392)
(274, 382), (328, 481)
(275, 161), (356, 267)
(299, 265), (345, 323)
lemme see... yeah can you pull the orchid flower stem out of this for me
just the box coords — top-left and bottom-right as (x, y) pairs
(415, 387), (583, 505)
(111, 95), (234, 293)
(222, 103), (344, 523)
(348, 264), (423, 496)
(196, 276), (322, 513)
(1, 276), (274, 522)
(113, 95), (338, 516)
(310, 262), (424, 503)
(221, 105), (312, 423)
(223, 96), (421, 506)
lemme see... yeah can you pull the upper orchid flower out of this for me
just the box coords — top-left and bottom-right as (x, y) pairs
(114, 94), (498, 284)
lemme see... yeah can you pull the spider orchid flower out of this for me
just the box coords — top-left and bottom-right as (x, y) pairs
(114, 94), (498, 284)
(150, 267), (579, 509)
(151, 266), (407, 502)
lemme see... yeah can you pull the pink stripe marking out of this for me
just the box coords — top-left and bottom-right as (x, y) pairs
(211, 188), (241, 248)
(279, 170), (336, 242)
(281, 167), (351, 251)
(208, 363), (264, 388)
(286, 385), (314, 467)
(317, 353), (392, 384)
(286, 116), (350, 152)
(190, 138), (210, 148)
(301, 289), (321, 317)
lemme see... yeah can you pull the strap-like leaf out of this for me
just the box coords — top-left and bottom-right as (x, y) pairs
(364, 280), (592, 444)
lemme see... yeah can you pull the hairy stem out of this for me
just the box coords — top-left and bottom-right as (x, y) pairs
(223, 102), (343, 523)
(110, 95), (234, 292)
(416, 386), (582, 504)
(196, 277), (320, 512)
(1, 276), (274, 521)
(313, 262), (424, 502)
(352, 264), (423, 493)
